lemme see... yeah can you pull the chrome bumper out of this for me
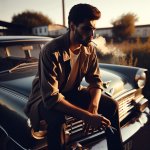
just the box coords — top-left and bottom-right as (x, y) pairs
(82, 107), (150, 150)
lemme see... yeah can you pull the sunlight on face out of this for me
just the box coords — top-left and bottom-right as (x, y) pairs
(74, 20), (97, 46)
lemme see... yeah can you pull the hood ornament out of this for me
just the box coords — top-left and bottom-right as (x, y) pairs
(105, 88), (115, 97)
(109, 88), (115, 95)
(103, 80), (111, 89)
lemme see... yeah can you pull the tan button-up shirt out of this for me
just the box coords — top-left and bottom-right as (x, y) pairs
(24, 32), (103, 130)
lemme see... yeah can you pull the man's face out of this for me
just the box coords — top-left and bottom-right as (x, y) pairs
(73, 20), (97, 46)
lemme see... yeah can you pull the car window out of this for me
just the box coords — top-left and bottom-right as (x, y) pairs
(0, 42), (46, 72)
(6, 44), (42, 59)
(30, 44), (43, 59)
(9, 45), (25, 58)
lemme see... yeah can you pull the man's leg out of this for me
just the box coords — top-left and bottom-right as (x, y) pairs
(67, 89), (123, 150)
(98, 95), (124, 150)
(39, 103), (66, 150)
(38, 89), (90, 150)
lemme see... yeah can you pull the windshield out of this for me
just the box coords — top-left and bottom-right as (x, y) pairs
(0, 41), (47, 72)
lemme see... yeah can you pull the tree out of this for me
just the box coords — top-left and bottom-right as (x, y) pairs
(11, 10), (53, 34)
(112, 13), (138, 41)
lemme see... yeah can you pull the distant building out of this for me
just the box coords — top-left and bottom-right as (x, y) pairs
(133, 25), (150, 38)
(96, 24), (150, 38)
(32, 24), (67, 37)
(32, 26), (48, 36)
(96, 27), (112, 38)
(1, 20), (150, 39)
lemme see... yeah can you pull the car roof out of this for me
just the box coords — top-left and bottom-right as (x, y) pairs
(0, 36), (52, 43)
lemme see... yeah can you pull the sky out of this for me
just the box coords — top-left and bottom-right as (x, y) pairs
(0, 0), (150, 28)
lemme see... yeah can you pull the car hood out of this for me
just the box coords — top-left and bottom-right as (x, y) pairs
(101, 69), (131, 97)
(82, 69), (132, 97)
(0, 75), (34, 98)
(0, 68), (132, 99)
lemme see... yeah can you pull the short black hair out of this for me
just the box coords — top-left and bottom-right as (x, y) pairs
(68, 3), (101, 27)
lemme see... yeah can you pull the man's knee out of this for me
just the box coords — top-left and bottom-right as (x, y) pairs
(39, 102), (65, 125)
(99, 95), (119, 118)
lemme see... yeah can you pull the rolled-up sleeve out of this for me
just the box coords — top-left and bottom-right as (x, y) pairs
(85, 49), (103, 90)
(39, 49), (64, 109)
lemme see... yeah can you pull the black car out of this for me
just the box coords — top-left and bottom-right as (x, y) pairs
(0, 36), (149, 150)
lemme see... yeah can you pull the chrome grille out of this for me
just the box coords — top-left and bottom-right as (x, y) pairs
(65, 116), (104, 140)
(117, 90), (143, 122)
(66, 117), (84, 135)
(65, 90), (143, 139)
(118, 93), (135, 121)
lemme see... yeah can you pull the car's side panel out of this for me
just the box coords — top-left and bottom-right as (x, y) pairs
(0, 86), (34, 149)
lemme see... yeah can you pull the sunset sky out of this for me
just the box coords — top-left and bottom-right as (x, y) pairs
(0, 0), (149, 28)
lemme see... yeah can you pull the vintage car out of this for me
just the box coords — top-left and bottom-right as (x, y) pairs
(0, 36), (149, 150)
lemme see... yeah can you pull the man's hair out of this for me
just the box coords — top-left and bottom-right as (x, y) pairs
(68, 3), (101, 27)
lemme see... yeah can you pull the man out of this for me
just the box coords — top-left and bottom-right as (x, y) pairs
(25, 3), (123, 150)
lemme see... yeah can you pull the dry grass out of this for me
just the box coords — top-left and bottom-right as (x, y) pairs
(111, 38), (150, 53)
(108, 38), (150, 68)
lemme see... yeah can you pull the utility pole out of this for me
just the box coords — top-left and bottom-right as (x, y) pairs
(62, 0), (65, 26)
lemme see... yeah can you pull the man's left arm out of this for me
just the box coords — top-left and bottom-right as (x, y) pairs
(85, 47), (103, 114)
(88, 88), (102, 114)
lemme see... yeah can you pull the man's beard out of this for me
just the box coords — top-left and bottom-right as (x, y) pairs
(74, 29), (91, 47)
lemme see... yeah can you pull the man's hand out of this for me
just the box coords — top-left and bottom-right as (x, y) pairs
(54, 96), (111, 134)
(83, 88), (111, 134)
(84, 104), (111, 134)
(83, 113), (111, 134)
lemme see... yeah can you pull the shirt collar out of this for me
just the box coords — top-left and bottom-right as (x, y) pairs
(63, 45), (91, 62)
(62, 31), (92, 62)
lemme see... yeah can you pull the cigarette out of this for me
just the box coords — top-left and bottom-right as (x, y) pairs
(91, 40), (97, 46)
(108, 126), (117, 134)
(109, 126), (117, 131)
(109, 126), (114, 134)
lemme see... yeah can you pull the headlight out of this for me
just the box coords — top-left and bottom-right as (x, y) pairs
(135, 70), (146, 88)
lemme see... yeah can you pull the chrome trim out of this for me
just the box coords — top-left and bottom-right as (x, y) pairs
(115, 89), (137, 101)
(0, 125), (8, 136)
(114, 89), (146, 122)
(135, 69), (146, 89)
(121, 111), (149, 142)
